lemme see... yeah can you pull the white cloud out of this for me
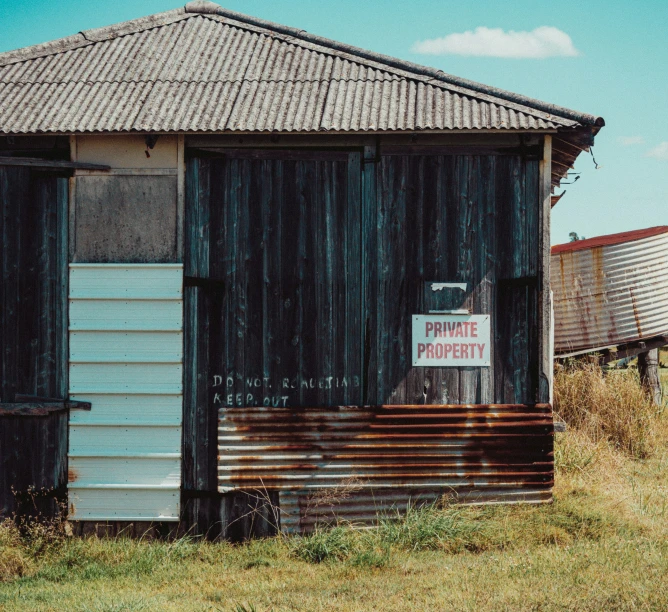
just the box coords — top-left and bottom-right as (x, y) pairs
(411, 26), (580, 59)
(619, 136), (645, 146)
(646, 142), (668, 160)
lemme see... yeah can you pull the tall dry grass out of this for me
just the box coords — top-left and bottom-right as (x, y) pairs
(554, 360), (666, 459)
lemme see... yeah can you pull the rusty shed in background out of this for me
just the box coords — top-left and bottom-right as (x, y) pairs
(552, 226), (668, 358)
(0, 1), (604, 536)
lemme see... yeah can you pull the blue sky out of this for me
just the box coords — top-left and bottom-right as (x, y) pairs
(1, 0), (666, 245)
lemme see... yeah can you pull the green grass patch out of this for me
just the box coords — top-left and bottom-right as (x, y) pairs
(1, 362), (667, 611)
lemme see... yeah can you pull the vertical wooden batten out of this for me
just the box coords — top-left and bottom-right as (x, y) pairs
(68, 135), (77, 262)
(538, 135), (553, 403)
(177, 134), (185, 263)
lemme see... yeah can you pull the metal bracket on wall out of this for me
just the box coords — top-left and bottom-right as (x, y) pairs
(184, 276), (226, 290)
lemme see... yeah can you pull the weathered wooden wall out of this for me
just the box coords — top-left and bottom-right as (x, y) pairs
(0, 408), (68, 519)
(0, 163), (68, 519)
(364, 149), (539, 406)
(0, 165), (68, 402)
(183, 141), (549, 535)
(186, 147), (540, 409)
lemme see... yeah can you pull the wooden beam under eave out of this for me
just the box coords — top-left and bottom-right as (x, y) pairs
(0, 156), (110, 171)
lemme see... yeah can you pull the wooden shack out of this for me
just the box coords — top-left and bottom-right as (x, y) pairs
(0, 1), (604, 535)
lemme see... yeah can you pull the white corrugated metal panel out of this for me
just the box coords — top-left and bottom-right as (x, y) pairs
(70, 363), (183, 394)
(68, 489), (179, 522)
(69, 264), (183, 299)
(69, 425), (181, 454)
(69, 300), (182, 331)
(68, 458), (181, 486)
(0, 6), (600, 136)
(69, 395), (181, 426)
(68, 264), (183, 522)
(552, 228), (668, 354)
(70, 331), (183, 363)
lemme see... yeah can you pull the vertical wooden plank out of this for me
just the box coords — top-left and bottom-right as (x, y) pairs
(297, 159), (317, 406)
(35, 174), (56, 396)
(183, 154), (219, 534)
(278, 160), (301, 406)
(346, 152), (362, 406)
(243, 158), (266, 408)
(456, 156), (479, 404)
(183, 155), (212, 495)
(0, 166), (7, 401)
(3, 168), (26, 400)
(477, 156), (496, 404)
(69, 136), (77, 262)
(56, 177), (69, 399)
(316, 160), (334, 406)
(263, 159), (286, 407)
(422, 155), (449, 404)
(377, 155), (409, 404)
(361, 144), (378, 405)
(404, 155), (425, 405)
(538, 136), (553, 403)
(176, 134), (185, 264)
(440, 156), (460, 404)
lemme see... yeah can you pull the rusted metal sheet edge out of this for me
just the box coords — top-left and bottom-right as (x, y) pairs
(555, 333), (668, 360)
(222, 404), (552, 411)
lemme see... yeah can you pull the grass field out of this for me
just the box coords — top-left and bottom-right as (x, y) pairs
(1, 366), (666, 612)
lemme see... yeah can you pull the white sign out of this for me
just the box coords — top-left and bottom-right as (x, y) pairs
(412, 314), (491, 367)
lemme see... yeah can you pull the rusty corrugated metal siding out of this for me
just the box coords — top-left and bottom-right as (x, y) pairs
(218, 404), (554, 531)
(552, 228), (668, 354)
(218, 403), (554, 532)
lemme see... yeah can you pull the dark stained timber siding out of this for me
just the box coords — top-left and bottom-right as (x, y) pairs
(184, 145), (550, 535)
(365, 153), (540, 405)
(0, 165), (68, 519)
(0, 166), (67, 402)
(0, 410), (68, 519)
(192, 150), (361, 411)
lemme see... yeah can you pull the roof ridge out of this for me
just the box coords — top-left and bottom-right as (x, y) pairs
(185, 1), (604, 128)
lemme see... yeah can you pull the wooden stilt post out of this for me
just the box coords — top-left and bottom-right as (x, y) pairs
(638, 349), (663, 405)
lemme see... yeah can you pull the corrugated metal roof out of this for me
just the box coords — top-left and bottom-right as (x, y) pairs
(552, 229), (668, 354)
(552, 226), (668, 255)
(0, 2), (603, 136)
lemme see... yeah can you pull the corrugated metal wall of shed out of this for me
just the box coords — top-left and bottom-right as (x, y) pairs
(220, 403), (554, 533)
(552, 230), (668, 354)
(68, 264), (183, 521)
